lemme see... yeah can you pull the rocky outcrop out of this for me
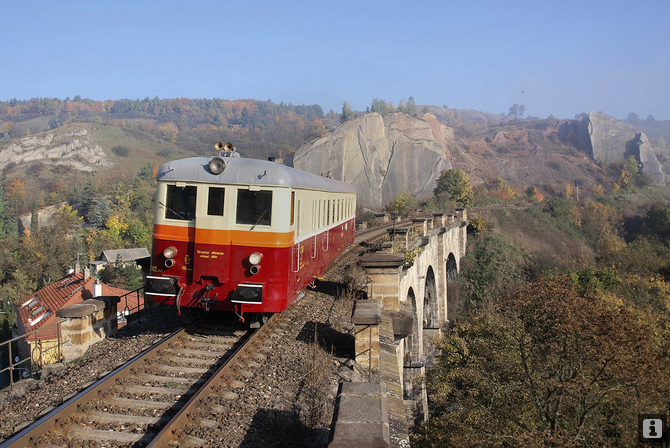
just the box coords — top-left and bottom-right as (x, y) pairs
(0, 129), (113, 171)
(291, 113), (453, 208)
(18, 202), (68, 235)
(575, 112), (668, 185)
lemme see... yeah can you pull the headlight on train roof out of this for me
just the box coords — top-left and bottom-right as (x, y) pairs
(209, 157), (226, 175)
(248, 252), (263, 265)
(163, 246), (177, 259)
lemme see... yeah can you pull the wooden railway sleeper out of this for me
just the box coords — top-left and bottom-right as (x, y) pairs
(175, 432), (208, 447)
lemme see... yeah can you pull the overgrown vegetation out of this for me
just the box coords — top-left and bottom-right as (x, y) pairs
(434, 168), (474, 208)
(0, 162), (156, 333)
(413, 181), (670, 446)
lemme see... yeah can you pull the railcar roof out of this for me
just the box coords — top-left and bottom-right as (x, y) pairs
(156, 155), (356, 194)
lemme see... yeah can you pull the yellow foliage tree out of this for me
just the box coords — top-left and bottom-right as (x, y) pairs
(159, 122), (178, 143)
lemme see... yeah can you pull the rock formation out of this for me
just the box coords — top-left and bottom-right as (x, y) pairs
(291, 113), (453, 208)
(574, 112), (668, 185)
(0, 129), (113, 171)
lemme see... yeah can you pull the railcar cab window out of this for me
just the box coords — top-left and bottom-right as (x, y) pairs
(165, 185), (197, 220)
(207, 187), (225, 216)
(236, 189), (272, 226)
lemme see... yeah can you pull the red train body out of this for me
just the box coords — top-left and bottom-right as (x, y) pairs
(145, 145), (356, 320)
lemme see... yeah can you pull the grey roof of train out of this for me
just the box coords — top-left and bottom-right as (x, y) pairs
(156, 154), (356, 194)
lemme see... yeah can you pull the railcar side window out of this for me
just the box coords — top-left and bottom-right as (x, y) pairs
(165, 185), (197, 220)
(236, 190), (273, 226)
(327, 200), (331, 225)
(207, 187), (225, 216)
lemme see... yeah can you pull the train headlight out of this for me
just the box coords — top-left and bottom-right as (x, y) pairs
(248, 252), (262, 275)
(209, 157), (226, 175)
(163, 246), (177, 259)
(248, 252), (263, 265)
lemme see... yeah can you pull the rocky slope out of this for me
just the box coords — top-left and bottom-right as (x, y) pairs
(573, 112), (668, 185)
(0, 129), (113, 172)
(292, 113), (454, 209)
(1, 111), (666, 212)
(292, 112), (668, 208)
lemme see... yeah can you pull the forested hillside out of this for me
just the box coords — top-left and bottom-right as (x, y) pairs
(0, 97), (332, 160)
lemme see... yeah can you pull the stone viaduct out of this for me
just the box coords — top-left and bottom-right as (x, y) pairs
(329, 210), (467, 447)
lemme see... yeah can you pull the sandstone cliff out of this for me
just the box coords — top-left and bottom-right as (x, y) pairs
(575, 112), (668, 185)
(0, 129), (113, 172)
(291, 113), (453, 208)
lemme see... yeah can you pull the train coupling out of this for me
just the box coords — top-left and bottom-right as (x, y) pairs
(198, 284), (218, 312)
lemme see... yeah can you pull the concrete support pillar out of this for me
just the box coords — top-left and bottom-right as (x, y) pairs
(375, 213), (390, 223)
(352, 300), (382, 370)
(456, 209), (469, 257)
(354, 253), (404, 371)
(56, 296), (120, 362)
(411, 218), (428, 237)
(386, 227), (409, 251)
(360, 252), (404, 311)
(455, 208), (468, 223)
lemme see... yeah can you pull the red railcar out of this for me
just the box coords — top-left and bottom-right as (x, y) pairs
(145, 144), (356, 322)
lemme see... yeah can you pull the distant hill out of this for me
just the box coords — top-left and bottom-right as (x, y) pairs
(1, 97), (669, 211)
(292, 111), (668, 208)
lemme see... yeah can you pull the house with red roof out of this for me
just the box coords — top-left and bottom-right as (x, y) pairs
(13, 268), (132, 367)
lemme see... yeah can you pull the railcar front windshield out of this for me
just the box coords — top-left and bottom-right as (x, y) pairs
(236, 190), (272, 226)
(207, 187), (225, 216)
(165, 185), (197, 220)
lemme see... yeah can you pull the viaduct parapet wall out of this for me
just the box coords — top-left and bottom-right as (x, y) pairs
(329, 212), (467, 447)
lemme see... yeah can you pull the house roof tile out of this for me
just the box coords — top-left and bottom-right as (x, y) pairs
(99, 248), (151, 264)
(14, 272), (131, 340)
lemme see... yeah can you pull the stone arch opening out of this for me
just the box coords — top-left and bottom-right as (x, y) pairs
(403, 287), (419, 367)
(446, 252), (459, 322)
(403, 286), (422, 404)
(446, 253), (457, 280)
(423, 266), (438, 329)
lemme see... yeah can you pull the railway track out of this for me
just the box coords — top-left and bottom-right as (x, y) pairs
(2, 223), (394, 448)
(1, 316), (260, 447)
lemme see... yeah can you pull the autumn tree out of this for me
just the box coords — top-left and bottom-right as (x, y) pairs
(458, 232), (528, 307)
(415, 275), (670, 447)
(643, 203), (670, 241)
(398, 97), (417, 115)
(341, 102), (355, 123)
(5, 177), (26, 216)
(384, 191), (417, 218)
(14, 205), (83, 288)
(524, 186), (543, 202)
(370, 98), (394, 115)
(434, 169), (474, 208)
(99, 254), (144, 290)
(508, 103), (525, 119)
(0, 181), (16, 239)
(543, 196), (579, 225)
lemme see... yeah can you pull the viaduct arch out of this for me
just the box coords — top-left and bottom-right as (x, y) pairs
(353, 211), (468, 426)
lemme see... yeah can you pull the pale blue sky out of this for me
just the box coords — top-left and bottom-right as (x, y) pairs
(2, 0), (668, 120)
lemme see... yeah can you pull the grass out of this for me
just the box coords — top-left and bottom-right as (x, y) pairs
(488, 205), (595, 276)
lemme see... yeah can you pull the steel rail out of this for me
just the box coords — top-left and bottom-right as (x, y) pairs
(146, 313), (276, 447)
(0, 323), (199, 448)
